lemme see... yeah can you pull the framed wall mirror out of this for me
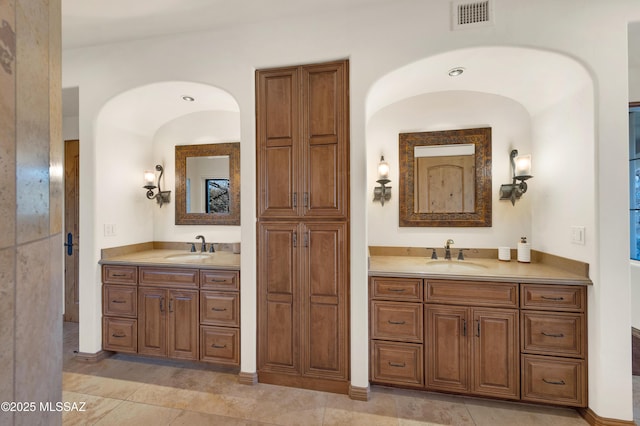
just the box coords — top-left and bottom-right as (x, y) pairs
(399, 127), (492, 227)
(175, 142), (240, 225)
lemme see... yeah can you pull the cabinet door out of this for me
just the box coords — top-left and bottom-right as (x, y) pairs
(472, 308), (519, 399)
(301, 61), (348, 219)
(425, 305), (469, 393)
(256, 67), (300, 218)
(138, 287), (166, 356)
(257, 222), (300, 374)
(301, 222), (348, 380)
(168, 289), (199, 360)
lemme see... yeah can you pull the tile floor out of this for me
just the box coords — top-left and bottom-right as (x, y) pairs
(60, 322), (608, 425)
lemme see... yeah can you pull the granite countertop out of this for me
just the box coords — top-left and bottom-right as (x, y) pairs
(368, 255), (592, 285)
(99, 249), (240, 270)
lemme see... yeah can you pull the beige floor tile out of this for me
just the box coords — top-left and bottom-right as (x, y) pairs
(464, 397), (587, 426)
(93, 400), (182, 426)
(63, 372), (144, 400)
(169, 410), (266, 426)
(62, 390), (125, 426)
(127, 383), (257, 419)
(249, 386), (328, 426)
(394, 393), (475, 426)
(323, 390), (398, 426)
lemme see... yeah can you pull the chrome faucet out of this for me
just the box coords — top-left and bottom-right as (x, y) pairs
(444, 239), (454, 260)
(195, 235), (206, 252)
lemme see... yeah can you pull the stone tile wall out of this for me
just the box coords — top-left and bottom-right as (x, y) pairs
(0, 0), (62, 425)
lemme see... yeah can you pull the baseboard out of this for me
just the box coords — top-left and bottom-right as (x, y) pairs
(75, 350), (111, 363)
(349, 384), (370, 401)
(579, 408), (636, 426)
(238, 371), (258, 385)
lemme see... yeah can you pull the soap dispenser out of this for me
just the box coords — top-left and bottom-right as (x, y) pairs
(517, 236), (531, 263)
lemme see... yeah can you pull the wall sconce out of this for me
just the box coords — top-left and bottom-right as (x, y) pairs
(143, 164), (171, 207)
(499, 149), (533, 205)
(373, 155), (392, 206)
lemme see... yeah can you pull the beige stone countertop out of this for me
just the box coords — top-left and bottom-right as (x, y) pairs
(368, 256), (592, 285)
(99, 249), (240, 270)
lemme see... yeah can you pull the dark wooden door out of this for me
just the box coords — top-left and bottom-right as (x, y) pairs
(256, 67), (300, 218)
(301, 62), (348, 219)
(425, 305), (469, 393)
(257, 222), (300, 375)
(472, 308), (519, 399)
(168, 289), (199, 360)
(64, 139), (79, 322)
(302, 222), (348, 380)
(138, 287), (167, 356)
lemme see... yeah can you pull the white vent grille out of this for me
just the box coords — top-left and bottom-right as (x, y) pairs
(452, 0), (493, 30)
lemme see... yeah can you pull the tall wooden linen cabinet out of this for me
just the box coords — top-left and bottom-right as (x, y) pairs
(256, 60), (350, 394)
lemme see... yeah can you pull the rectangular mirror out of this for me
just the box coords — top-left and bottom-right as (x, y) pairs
(176, 142), (240, 225)
(399, 127), (491, 227)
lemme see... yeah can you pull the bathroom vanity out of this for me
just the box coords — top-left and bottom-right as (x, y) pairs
(100, 244), (241, 367)
(368, 248), (590, 408)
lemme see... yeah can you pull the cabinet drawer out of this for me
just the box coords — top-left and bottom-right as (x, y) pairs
(200, 326), (239, 366)
(103, 317), (137, 353)
(102, 265), (137, 285)
(139, 267), (199, 288)
(521, 312), (585, 358)
(426, 280), (518, 308)
(103, 285), (137, 317)
(521, 354), (586, 407)
(371, 301), (423, 342)
(200, 291), (239, 327)
(200, 270), (239, 291)
(370, 277), (422, 301)
(370, 341), (423, 387)
(520, 285), (585, 312)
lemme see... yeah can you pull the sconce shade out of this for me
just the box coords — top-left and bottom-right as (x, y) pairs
(514, 154), (532, 178)
(378, 156), (390, 179)
(143, 170), (156, 187)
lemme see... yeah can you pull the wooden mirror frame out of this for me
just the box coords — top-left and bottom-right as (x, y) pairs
(175, 142), (240, 225)
(399, 127), (492, 227)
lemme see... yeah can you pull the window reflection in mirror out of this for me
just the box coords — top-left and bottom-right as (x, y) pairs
(185, 155), (230, 214)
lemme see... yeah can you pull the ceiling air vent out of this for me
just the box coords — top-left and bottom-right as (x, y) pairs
(452, 0), (493, 30)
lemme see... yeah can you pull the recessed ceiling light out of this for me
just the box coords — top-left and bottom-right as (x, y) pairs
(448, 67), (465, 77)
(181, 95), (195, 102)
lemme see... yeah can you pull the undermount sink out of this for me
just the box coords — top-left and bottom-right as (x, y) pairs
(423, 260), (487, 272)
(164, 253), (213, 261)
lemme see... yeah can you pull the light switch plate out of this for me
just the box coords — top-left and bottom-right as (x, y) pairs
(104, 224), (116, 237)
(571, 226), (585, 245)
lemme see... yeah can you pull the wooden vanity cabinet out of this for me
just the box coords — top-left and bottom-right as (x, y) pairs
(520, 284), (587, 407)
(369, 276), (588, 408)
(425, 281), (520, 400)
(102, 264), (240, 367)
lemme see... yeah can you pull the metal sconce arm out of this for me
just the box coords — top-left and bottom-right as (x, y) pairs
(143, 164), (171, 207)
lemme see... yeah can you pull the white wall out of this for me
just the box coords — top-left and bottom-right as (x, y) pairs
(367, 91), (532, 249)
(62, 0), (640, 419)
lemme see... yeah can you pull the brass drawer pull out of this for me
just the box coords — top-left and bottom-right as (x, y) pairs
(541, 331), (565, 338)
(387, 320), (406, 325)
(388, 362), (405, 368)
(541, 296), (564, 301)
(212, 344), (227, 349)
(112, 333), (126, 338)
(112, 273), (127, 277)
(542, 378), (566, 385)
(211, 307), (227, 312)
(388, 288), (406, 292)
(111, 300), (126, 304)
(211, 279), (228, 282)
